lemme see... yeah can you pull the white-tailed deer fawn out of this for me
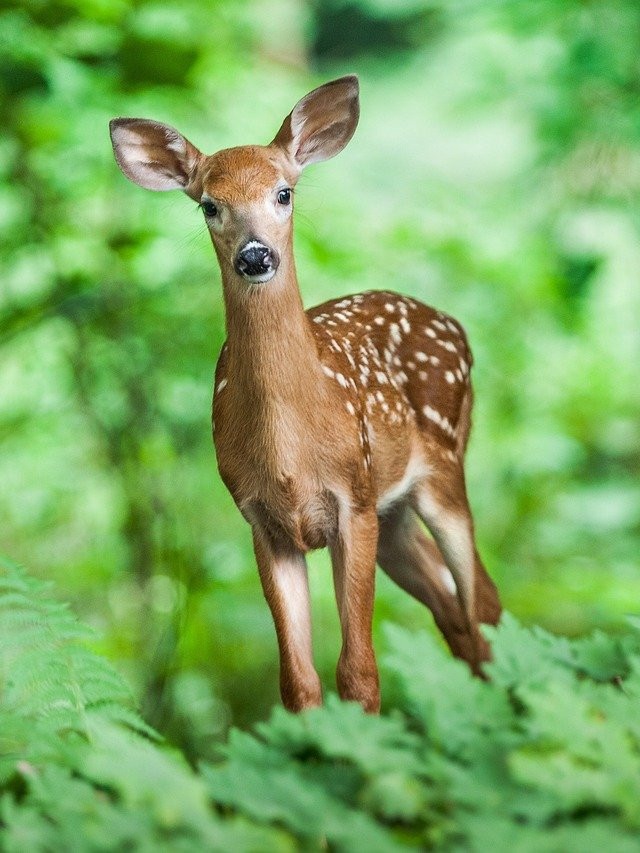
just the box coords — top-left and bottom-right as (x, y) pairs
(110, 76), (501, 713)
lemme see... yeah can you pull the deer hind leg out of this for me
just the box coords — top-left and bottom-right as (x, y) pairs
(329, 506), (380, 713)
(377, 503), (481, 666)
(409, 466), (501, 674)
(252, 527), (322, 711)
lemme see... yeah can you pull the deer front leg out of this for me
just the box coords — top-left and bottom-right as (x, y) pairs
(252, 527), (322, 712)
(329, 506), (380, 713)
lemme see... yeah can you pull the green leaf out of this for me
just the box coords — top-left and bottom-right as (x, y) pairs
(257, 695), (423, 775)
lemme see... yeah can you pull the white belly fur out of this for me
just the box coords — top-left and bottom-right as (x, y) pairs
(376, 452), (429, 514)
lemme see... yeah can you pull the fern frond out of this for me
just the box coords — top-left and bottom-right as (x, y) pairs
(0, 560), (142, 742)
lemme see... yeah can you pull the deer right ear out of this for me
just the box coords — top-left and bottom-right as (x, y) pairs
(271, 75), (360, 174)
(109, 118), (203, 200)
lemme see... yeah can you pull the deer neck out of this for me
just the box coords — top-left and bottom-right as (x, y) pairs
(219, 246), (324, 417)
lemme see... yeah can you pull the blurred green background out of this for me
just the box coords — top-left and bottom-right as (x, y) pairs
(1, 0), (639, 756)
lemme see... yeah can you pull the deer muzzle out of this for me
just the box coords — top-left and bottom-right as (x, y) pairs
(234, 240), (280, 283)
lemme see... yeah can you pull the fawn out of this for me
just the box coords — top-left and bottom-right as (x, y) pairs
(110, 76), (501, 713)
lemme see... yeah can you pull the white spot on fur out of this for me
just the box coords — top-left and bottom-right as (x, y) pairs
(422, 405), (456, 438)
(216, 378), (227, 394)
(445, 371), (455, 384)
(346, 401), (356, 415)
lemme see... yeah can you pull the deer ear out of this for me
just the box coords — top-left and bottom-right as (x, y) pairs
(271, 75), (359, 173)
(109, 118), (203, 200)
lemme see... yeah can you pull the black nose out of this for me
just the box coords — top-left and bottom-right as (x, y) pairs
(235, 241), (278, 278)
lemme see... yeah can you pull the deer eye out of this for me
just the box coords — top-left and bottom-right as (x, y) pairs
(201, 200), (218, 218)
(277, 188), (291, 206)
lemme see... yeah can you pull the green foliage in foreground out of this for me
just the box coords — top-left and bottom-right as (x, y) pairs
(2, 559), (640, 852)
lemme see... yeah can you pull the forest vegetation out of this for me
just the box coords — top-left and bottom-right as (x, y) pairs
(1, 0), (639, 848)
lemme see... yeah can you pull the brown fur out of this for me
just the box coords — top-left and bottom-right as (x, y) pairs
(110, 76), (502, 714)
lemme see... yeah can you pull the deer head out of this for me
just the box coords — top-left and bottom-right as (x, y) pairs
(110, 76), (359, 288)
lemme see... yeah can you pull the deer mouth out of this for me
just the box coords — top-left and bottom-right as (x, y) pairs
(240, 268), (277, 284)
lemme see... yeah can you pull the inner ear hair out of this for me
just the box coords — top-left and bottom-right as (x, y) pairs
(271, 75), (360, 170)
(109, 118), (203, 197)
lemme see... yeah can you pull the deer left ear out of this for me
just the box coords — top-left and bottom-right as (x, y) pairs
(109, 118), (203, 200)
(271, 75), (360, 173)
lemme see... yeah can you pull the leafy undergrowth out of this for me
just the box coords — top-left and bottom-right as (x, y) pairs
(1, 558), (640, 852)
